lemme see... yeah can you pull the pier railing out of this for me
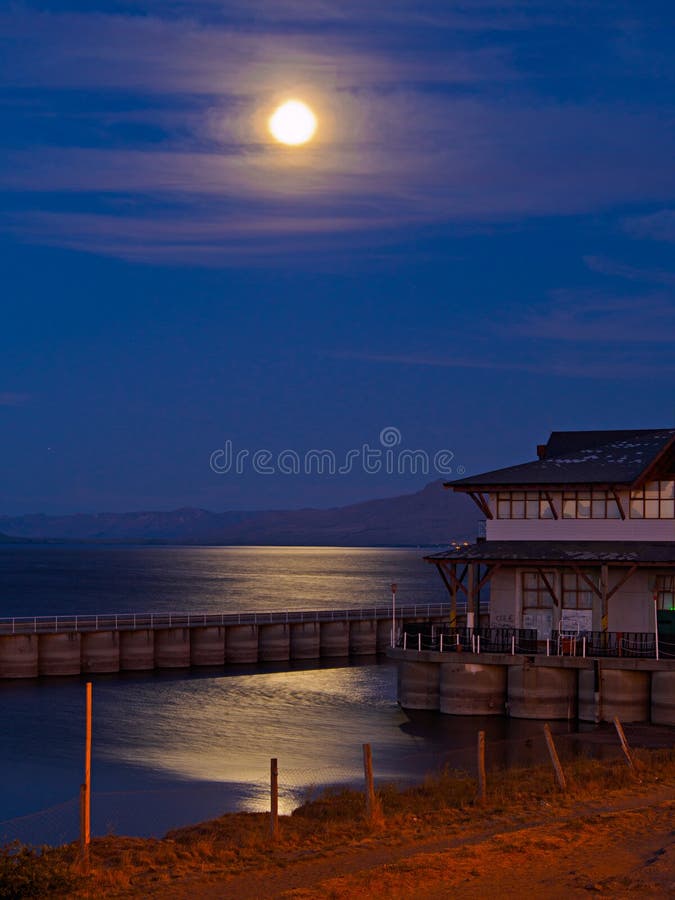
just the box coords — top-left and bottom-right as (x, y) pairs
(0, 603), (452, 635)
(397, 624), (675, 660)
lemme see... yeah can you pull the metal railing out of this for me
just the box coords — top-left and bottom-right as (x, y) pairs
(0, 603), (453, 635)
(397, 625), (674, 660)
(398, 626), (537, 655)
(550, 630), (675, 660)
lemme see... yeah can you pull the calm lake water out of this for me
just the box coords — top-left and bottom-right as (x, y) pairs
(0, 546), (635, 844)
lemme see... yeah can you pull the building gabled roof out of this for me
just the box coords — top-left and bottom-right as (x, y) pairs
(426, 540), (675, 565)
(447, 428), (675, 491)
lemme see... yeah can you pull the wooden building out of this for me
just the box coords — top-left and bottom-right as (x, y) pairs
(427, 428), (675, 642)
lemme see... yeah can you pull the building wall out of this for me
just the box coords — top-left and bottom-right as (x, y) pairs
(487, 518), (675, 540)
(485, 490), (675, 541)
(487, 567), (660, 636)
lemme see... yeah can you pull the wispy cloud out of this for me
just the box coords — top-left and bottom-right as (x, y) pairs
(623, 210), (675, 243)
(2, 4), (675, 265)
(510, 291), (675, 343)
(583, 255), (675, 286)
(334, 346), (675, 380)
(0, 392), (31, 407)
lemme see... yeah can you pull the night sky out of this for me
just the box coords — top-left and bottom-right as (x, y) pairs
(2, 1), (675, 515)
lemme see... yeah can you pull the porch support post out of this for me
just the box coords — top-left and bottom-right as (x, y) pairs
(467, 563), (476, 628)
(601, 564), (609, 632)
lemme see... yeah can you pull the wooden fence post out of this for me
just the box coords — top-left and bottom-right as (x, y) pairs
(79, 682), (92, 867)
(270, 758), (279, 840)
(613, 716), (637, 775)
(362, 743), (377, 821)
(543, 724), (567, 791)
(477, 731), (487, 804)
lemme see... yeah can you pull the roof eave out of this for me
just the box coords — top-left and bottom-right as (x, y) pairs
(630, 433), (675, 489)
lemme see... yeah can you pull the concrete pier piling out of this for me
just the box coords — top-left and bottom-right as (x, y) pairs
(507, 664), (577, 720)
(190, 626), (226, 667)
(38, 633), (81, 676)
(259, 623), (291, 662)
(290, 622), (321, 659)
(119, 629), (155, 671)
(154, 628), (191, 669)
(225, 624), (259, 664)
(319, 621), (350, 657)
(651, 671), (675, 725)
(81, 631), (119, 674)
(397, 660), (440, 709)
(0, 634), (38, 678)
(349, 620), (377, 655)
(440, 661), (507, 715)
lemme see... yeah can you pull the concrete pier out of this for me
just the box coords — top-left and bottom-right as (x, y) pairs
(259, 623), (291, 662)
(397, 660), (440, 710)
(507, 664), (577, 720)
(154, 628), (190, 669)
(190, 626), (226, 666)
(119, 629), (154, 671)
(0, 605), (451, 678)
(651, 671), (675, 726)
(389, 647), (673, 722)
(349, 620), (377, 656)
(0, 634), (38, 678)
(319, 621), (350, 657)
(440, 661), (507, 715)
(81, 631), (119, 674)
(38, 633), (81, 676)
(290, 622), (321, 659)
(226, 625), (259, 664)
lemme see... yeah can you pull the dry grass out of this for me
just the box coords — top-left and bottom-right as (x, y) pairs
(19, 747), (675, 898)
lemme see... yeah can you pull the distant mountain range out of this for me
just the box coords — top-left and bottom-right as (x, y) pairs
(0, 481), (480, 546)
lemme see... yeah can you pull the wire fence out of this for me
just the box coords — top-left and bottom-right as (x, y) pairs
(0, 722), (650, 850)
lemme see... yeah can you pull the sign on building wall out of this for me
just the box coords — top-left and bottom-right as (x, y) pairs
(522, 610), (552, 639)
(560, 609), (593, 633)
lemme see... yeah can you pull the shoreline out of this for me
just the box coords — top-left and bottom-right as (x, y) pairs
(5, 743), (674, 898)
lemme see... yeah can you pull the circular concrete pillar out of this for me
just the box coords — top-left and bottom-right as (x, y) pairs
(398, 660), (440, 710)
(81, 631), (120, 674)
(440, 661), (507, 715)
(290, 622), (320, 660)
(0, 634), (38, 678)
(507, 664), (577, 720)
(225, 625), (259, 664)
(120, 629), (155, 671)
(349, 620), (377, 656)
(651, 671), (675, 726)
(259, 623), (290, 662)
(38, 633), (81, 676)
(190, 626), (225, 666)
(154, 628), (190, 668)
(319, 621), (350, 657)
(599, 669), (650, 723)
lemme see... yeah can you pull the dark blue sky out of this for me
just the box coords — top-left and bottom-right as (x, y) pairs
(1, 1), (675, 514)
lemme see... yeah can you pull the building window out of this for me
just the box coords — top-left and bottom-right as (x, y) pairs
(655, 575), (675, 611)
(522, 572), (555, 608)
(629, 481), (675, 519)
(562, 491), (621, 519)
(496, 492), (556, 519)
(562, 572), (595, 609)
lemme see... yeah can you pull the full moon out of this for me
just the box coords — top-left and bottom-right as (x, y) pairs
(268, 100), (317, 146)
